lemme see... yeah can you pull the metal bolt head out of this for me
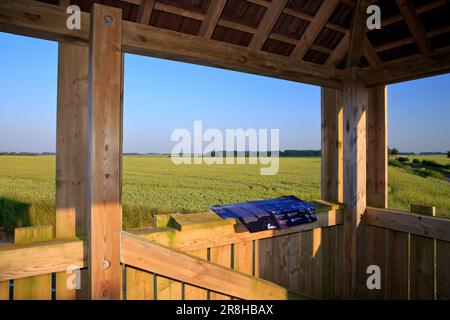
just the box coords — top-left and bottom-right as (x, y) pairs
(101, 260), (111, 270)
(103, 15), (113, 25)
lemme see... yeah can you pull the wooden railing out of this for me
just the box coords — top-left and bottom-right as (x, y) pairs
(0, 200), (343, 300)
(362, 206), (450, 300)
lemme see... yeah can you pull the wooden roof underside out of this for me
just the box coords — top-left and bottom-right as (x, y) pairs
(1, 0), (450, 89)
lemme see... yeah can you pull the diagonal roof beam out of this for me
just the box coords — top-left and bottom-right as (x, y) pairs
(362, 37), (381, 67)
(290, 0), (340, 61)
(249, 0), (288, 50)
(347, 0), (367, 67)
(198, 0), (227, 39)
(137, 0), (155, 25)
(395, 0), (432, 56)
(326, 32), (350, 67)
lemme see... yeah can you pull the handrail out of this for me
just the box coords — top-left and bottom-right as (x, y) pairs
(120, 231), (307, 300)
(365, 206), (450, 242)
(0, 237), (87, 281)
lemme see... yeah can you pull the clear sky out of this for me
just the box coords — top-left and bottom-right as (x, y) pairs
(0, 32), (449, 154)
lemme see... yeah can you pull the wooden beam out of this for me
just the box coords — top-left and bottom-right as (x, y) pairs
(326, 33), (350, 67)
(342, 69), (368, 298)
(133, 208), (343, 252)
(0, 238), (86, 281)
(362, 37), (381, 67)
(347, 0), (367, 67)
(363, 47), (450, 86)
(321, 88), (343, 203)
(198, 0), (227, 39)
(0, 0), (343, 89)
(137, 0), (155, 25)
(88, 3), (123, 300)
(55, 42), (89, 300)
(365, 207), (450, 242)
(249, 0), (288, 50)
(395, 0), (432, 56)
(366, 86), (387, 207)
(120, 231), (302, 300)
(290, 0), (340, 60)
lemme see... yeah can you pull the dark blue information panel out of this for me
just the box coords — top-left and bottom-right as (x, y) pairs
(209, 196), (317, 233)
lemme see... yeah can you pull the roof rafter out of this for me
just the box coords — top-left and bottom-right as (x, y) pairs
(395, 0), (432, 56)
(198, 0), (227, 39)
(347, 0), (367, 67)
(137, 0), (155, 25)
(249, 0), (288, 50)
(290, 0), (341, 61)
(326, 32), (350, 67)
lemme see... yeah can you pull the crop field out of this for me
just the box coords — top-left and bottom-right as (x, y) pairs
(0, 155), (449, 237)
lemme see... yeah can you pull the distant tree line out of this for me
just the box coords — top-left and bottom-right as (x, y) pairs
(0, 151), (55, 156)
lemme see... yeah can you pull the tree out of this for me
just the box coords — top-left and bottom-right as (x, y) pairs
(447, 150), (450, 158)
(389, 147), (399, 156)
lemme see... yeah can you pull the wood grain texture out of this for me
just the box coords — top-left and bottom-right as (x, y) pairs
(347, 0), (366, 67)
(121, 231), (291, 300)
(55, 42), (89, 300)
(209, 245), (232, 300)
(126, 267), (154, 300)
(13, 226), (53, 300)
(156, 276), (182, 300)
(367, 86), (388, 208)
(0, 281), (9, 300)
(198, 0), (227, 39)
(342, 69), (368, 298)
(321, 87), (343, 203)
(385, 230), (409, 299)
(137, 0), (155, 25)
(362, 226), (386, 299)
(410, 205), (435, 300)
(88, 3), (123, 300)
(184, 249), (208, 300)
(272, 235), (289, 288)
(436, 240), (450, 299)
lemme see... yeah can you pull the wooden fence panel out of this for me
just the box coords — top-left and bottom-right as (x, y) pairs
(410, 205), (435, 300)
(233, 241), (253, 276)
(385, 230), (409, 299)
(273, 235), (289, 287)
(301, 230), (314, 297)
(156, 276), (182, 300)
(321, 226), (342, 299)
(126, 267), (154, 300)
(257, 238), (274, 281)
(209, 245), (232, 300)
(0, 281), (9, 300)
(13, 226), (53, 300)
(184, 249), (208, 300)
(287, 233), (301, 293)
(362, 225), (386, 299)
(436, 240), (450, 300)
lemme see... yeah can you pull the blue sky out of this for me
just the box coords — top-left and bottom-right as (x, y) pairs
(0, 32), (449, 153)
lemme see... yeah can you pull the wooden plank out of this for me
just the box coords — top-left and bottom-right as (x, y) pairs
(287, 233), (301, 293)
(137, 0), (155, 25)
(385, 230), (409, 299)
(0, 281), (9, 300)
(321, 227), (335, 299)
(0, 238), (86, 282)
(256, 238), (274, 282)
(88, 3), (123, 300)
(0, 0), (344, 90)
(272, 235), (289, 288)
(125, 267), (154, 300)
(121, 231), (291, 300)
(290, 0), (340, 60)
(395, 0), (432, 56)
(13, 226), (53, 300)
(365, 207), (450, 242)
(326, 32), (350, 67)
(249, 0), (287, 50)
(198, 0), (227, 39)
(347, 0), (367, 67)
(209, 245), (232, 300)
(321, 87), (343, 203)
(301, 230), (313, 297)
(233, 241), (253, 276)
(361, 226), (386, 299)
(436, 240), (450, 299)
(310, 228), (322, 298)
(362, 37), (381, 67)
(155, 276), (182, 300)
(342, 69), (368, 298)
(133, 209), (343, 252)
(367, 86), (388, 208)
(55, 42), (89, 300)
(410, 205), (435, 300)
(334, 225), (343, 298)
(184, 249), (208, 300)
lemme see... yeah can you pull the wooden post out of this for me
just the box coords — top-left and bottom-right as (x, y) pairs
(342, 68), (368, 299)
(88, 3), (123, 300)
(367, 86), (388, 208)
(321, 87), (343, 203)
(55, 42), (89, 300)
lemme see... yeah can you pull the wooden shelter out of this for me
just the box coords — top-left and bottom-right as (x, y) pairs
(0, 0), (449, 300)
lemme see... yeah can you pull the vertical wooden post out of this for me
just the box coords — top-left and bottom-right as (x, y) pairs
(321, 87), (343, 203)
(55, 42), (89, 300)
(88, 3), (123, 300)
(342, 69), (368, 299)
(367, 86), (388, 208)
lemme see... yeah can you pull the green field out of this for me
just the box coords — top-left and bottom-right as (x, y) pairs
(0, 155), (449, 237)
